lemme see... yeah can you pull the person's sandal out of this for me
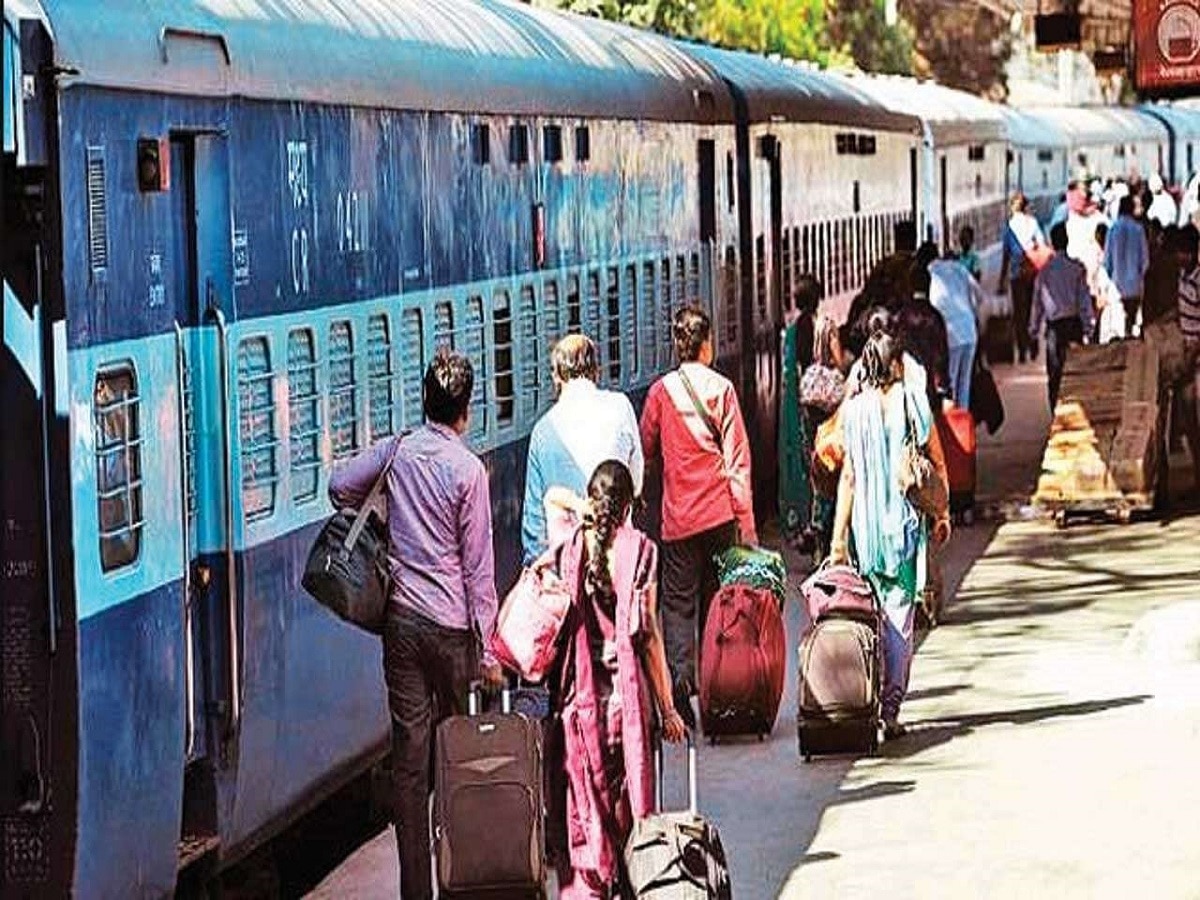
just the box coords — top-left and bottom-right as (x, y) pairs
(882, 719), (908, 741)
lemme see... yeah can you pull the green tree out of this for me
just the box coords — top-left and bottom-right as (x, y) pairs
(901, 0), (1012, 99)
(827, 1), (914, 75)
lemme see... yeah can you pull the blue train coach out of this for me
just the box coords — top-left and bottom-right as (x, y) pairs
(1, 0), (741, 895)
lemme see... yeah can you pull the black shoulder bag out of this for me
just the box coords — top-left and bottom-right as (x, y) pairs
(302, 435), (405, 635)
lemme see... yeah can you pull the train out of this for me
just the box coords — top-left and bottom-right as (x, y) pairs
(5, 0), (1200, 896)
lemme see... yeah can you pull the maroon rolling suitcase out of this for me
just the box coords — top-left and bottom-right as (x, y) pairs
(434, 688), (545, 898)
(698, 583), (787, 741)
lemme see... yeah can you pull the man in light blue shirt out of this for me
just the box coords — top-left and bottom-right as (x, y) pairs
(1103, 195), (1149, 337)
(521, 334), (644, 562)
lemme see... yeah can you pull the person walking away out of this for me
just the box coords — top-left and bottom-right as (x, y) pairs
(894, 256), (952, 414)
(1091, 222), (1125, 344)
(549, 461), (687, 898)
(521, 334), (643, 563)
(806, 311), (847, 559)
(1143, 224), (1181, 327)
(957, 225), (982, 281)
(1104, 195), (1149, 338)
(1031, 223), (1096, 412)
(1147, 173), (1179, 228)
(929, 253), (984, 407)
(862, 219), (919, 310)
(640, 305), (756, 726)
(1174, 225), (1200, 496)
(998, 192), (1047, 363)
(328, 349), (501, 900)
(829, 315), (951, 739)
(780, 275), (823, 548)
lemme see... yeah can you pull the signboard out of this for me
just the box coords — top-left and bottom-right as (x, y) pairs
(1134, 0), (1200, 96)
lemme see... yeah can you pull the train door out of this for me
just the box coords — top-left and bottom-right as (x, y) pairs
(698, 137), (717, 316)
(168, 131), (235, 869)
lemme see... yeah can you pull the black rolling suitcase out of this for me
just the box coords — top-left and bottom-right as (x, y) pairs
(624, 735), (731, 899)
(797, 616), (882, 761)
(434, 687), (546, 898)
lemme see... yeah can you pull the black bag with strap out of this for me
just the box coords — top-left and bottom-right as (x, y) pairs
(302, 436), (404, 634)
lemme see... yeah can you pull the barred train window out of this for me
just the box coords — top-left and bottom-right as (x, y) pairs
(566, 275), (582, 334)
(544, 280), (562, 350)
(493, 290), (515, 426)
(754, 236), (766, 321)
(641, 261), (658, 372)
(367, 314), (395, 442)
(95, 364), (144, 571)
(464, 297), (487, 437)
(674, 255), (686, 307)
(434, 300), (454, 351)
(287, 329), (321, 503)
(328, 321), (359, 461)
(623, 264), (638, 378)
(689, 253), (700, 306)
(399, 308), (424, 429)
(237, 337), (278, 521)
(781, 230), (792, 310)
(656, 260), (672, 366)
(585, 272), (602, 358)
(605, 267), (621, 383)
(723, 246), (738, 349)
(519, 285), (540, 418)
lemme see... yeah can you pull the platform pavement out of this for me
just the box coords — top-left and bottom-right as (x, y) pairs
(305, 358), (1200, 899)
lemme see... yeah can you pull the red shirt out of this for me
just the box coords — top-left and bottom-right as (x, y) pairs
(640, 363), (757, 544)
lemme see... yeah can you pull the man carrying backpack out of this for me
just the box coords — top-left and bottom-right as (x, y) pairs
(640, 305), (756, 727)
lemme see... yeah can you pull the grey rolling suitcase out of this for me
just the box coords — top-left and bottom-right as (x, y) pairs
(797, 616), (881, 761)
(623, 736), (731, 898)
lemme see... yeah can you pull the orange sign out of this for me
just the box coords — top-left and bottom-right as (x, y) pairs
(1135, 0), (1200, 95)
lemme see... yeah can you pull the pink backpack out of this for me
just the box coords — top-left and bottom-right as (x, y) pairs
(491, 548), (573, 683)
(800, 563), (877, 623)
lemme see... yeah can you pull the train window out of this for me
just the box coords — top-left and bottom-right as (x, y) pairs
(815, 224), (825, 294)
(1113, 144), (1126, 159)
(585, 271), (602, 353)
(781, 230), (792, 310)
(675, 254), (686, 306)
(287, 328), (321, 503)
(366, 315), (395, 443)
(639, 262), (656, 372)
(836, 133), (850, 155)
(472, 124), (491, 166)
(723, 245), (739, 349)
(606, 267), (621, 383)
(656, 260), (673, 366)
(968, 145), (985, 162)
(94, 364), (144, 570)
(86, 146), (110, 281)
(661, 257), (671, 310)
(726, 152), (736, 212)
(799, 225), (809, 280)
(566, 274), (582, 333)
(575, 126), (591, 163)
(399, 308), (424, 429)
(464, 296), (487, 438)
(519, 285), (541, 418)
(434, 300), (454, 350)
(689, 253), (700, 305)
(509, 123), (530, 165)
(543, 125), (563, 164)
(754, 235), (766, 322)
(544, 279), (562, 346)
(493, 290), (515, 426)
(237, 336), (278, 522)
(828, 224), (839, 297)
(1037, 148), (1054, 162)
(328, 321), (359, 461)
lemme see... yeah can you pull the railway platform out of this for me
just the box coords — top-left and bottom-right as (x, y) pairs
(305, 359), (1200, 899)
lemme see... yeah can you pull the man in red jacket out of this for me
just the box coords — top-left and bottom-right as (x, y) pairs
(641, 305), (756, 727)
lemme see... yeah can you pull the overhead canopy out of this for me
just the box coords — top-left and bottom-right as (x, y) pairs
(682, 43), (920, 135)
(22, 0), (734, 123)
(825, 73), (1008, 147)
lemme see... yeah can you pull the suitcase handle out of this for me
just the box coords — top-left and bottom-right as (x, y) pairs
(467, 682), (512, 715)
(653, 732), (698, 815)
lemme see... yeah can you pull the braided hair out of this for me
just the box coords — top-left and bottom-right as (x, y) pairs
(860, 308), (901, 390)
(582, 460), (636, 600)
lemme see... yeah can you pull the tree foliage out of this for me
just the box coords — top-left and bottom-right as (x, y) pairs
(535, 0), (1014, 98)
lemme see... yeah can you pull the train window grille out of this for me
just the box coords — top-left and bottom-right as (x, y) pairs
(566, 274), (582, 334)
(519, 285), (541, 418)
(726, 152), (736, 211)
(754, 236), (767, 323)
(799, 225), (809, 282)
(843, 221), (852, 293)
(857, 220), (867, 289)
(688, 253), (701, 307)
(367, 314), (395, 443)
(585, 271), (602, 359)
(639, 261), (658, 372)
(622, 264), (639, 380)
(968, 145), (986, 163)
(544, 125), (563, 164)
(86, 145), (109, 280)
(675, 254), (686, 306)
(605, 267), (622, 384)
(287, 328), (321, 503)
(399, 308), (425, 430)
(509, 123), (530, 165)
(94, 364), (144, 571)
(544, 279), (562, 348)
(328, 321), (360, 462)
(464, 296), (488, 438)
(781, 230), (792, 310)
(434, 300), (455, 351)
(792, 227), (801, 291)
(657, 260), (673, 365)
(721, 245), (739, 350)
(575, 126), (591, 163)
(237, 337), (279, 522)
(472, 124), (491, 166)
(830, 224), (840, 297)
(1037, 148), (1055, 163)
(493, 290), (515, 426)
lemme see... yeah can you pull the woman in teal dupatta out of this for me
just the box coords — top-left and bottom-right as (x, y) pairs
(829, 313), (950, 739)
(778, 276), (822, 548)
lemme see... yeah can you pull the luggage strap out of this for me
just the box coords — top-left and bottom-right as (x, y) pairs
(677, 367), (723, 452)
(341, 433), (406, 554)
(633, 829), (717, 894)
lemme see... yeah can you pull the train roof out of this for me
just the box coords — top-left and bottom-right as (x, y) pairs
(681, 44), (920, 134)
(824, 74), (1008, 147)
(1138, 103), (1200, 142)
(1000, 106), (1069, 150)
(1019, 106), (1169, 147)
(18, 0), (734, 123)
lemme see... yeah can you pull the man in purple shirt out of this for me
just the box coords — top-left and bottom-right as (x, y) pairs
(329, 348), (501, 900)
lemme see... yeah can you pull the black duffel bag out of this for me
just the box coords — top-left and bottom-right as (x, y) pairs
(302, 436), (403, 634)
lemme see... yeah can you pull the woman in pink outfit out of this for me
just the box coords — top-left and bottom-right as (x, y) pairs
(551, 460), (686, 898)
